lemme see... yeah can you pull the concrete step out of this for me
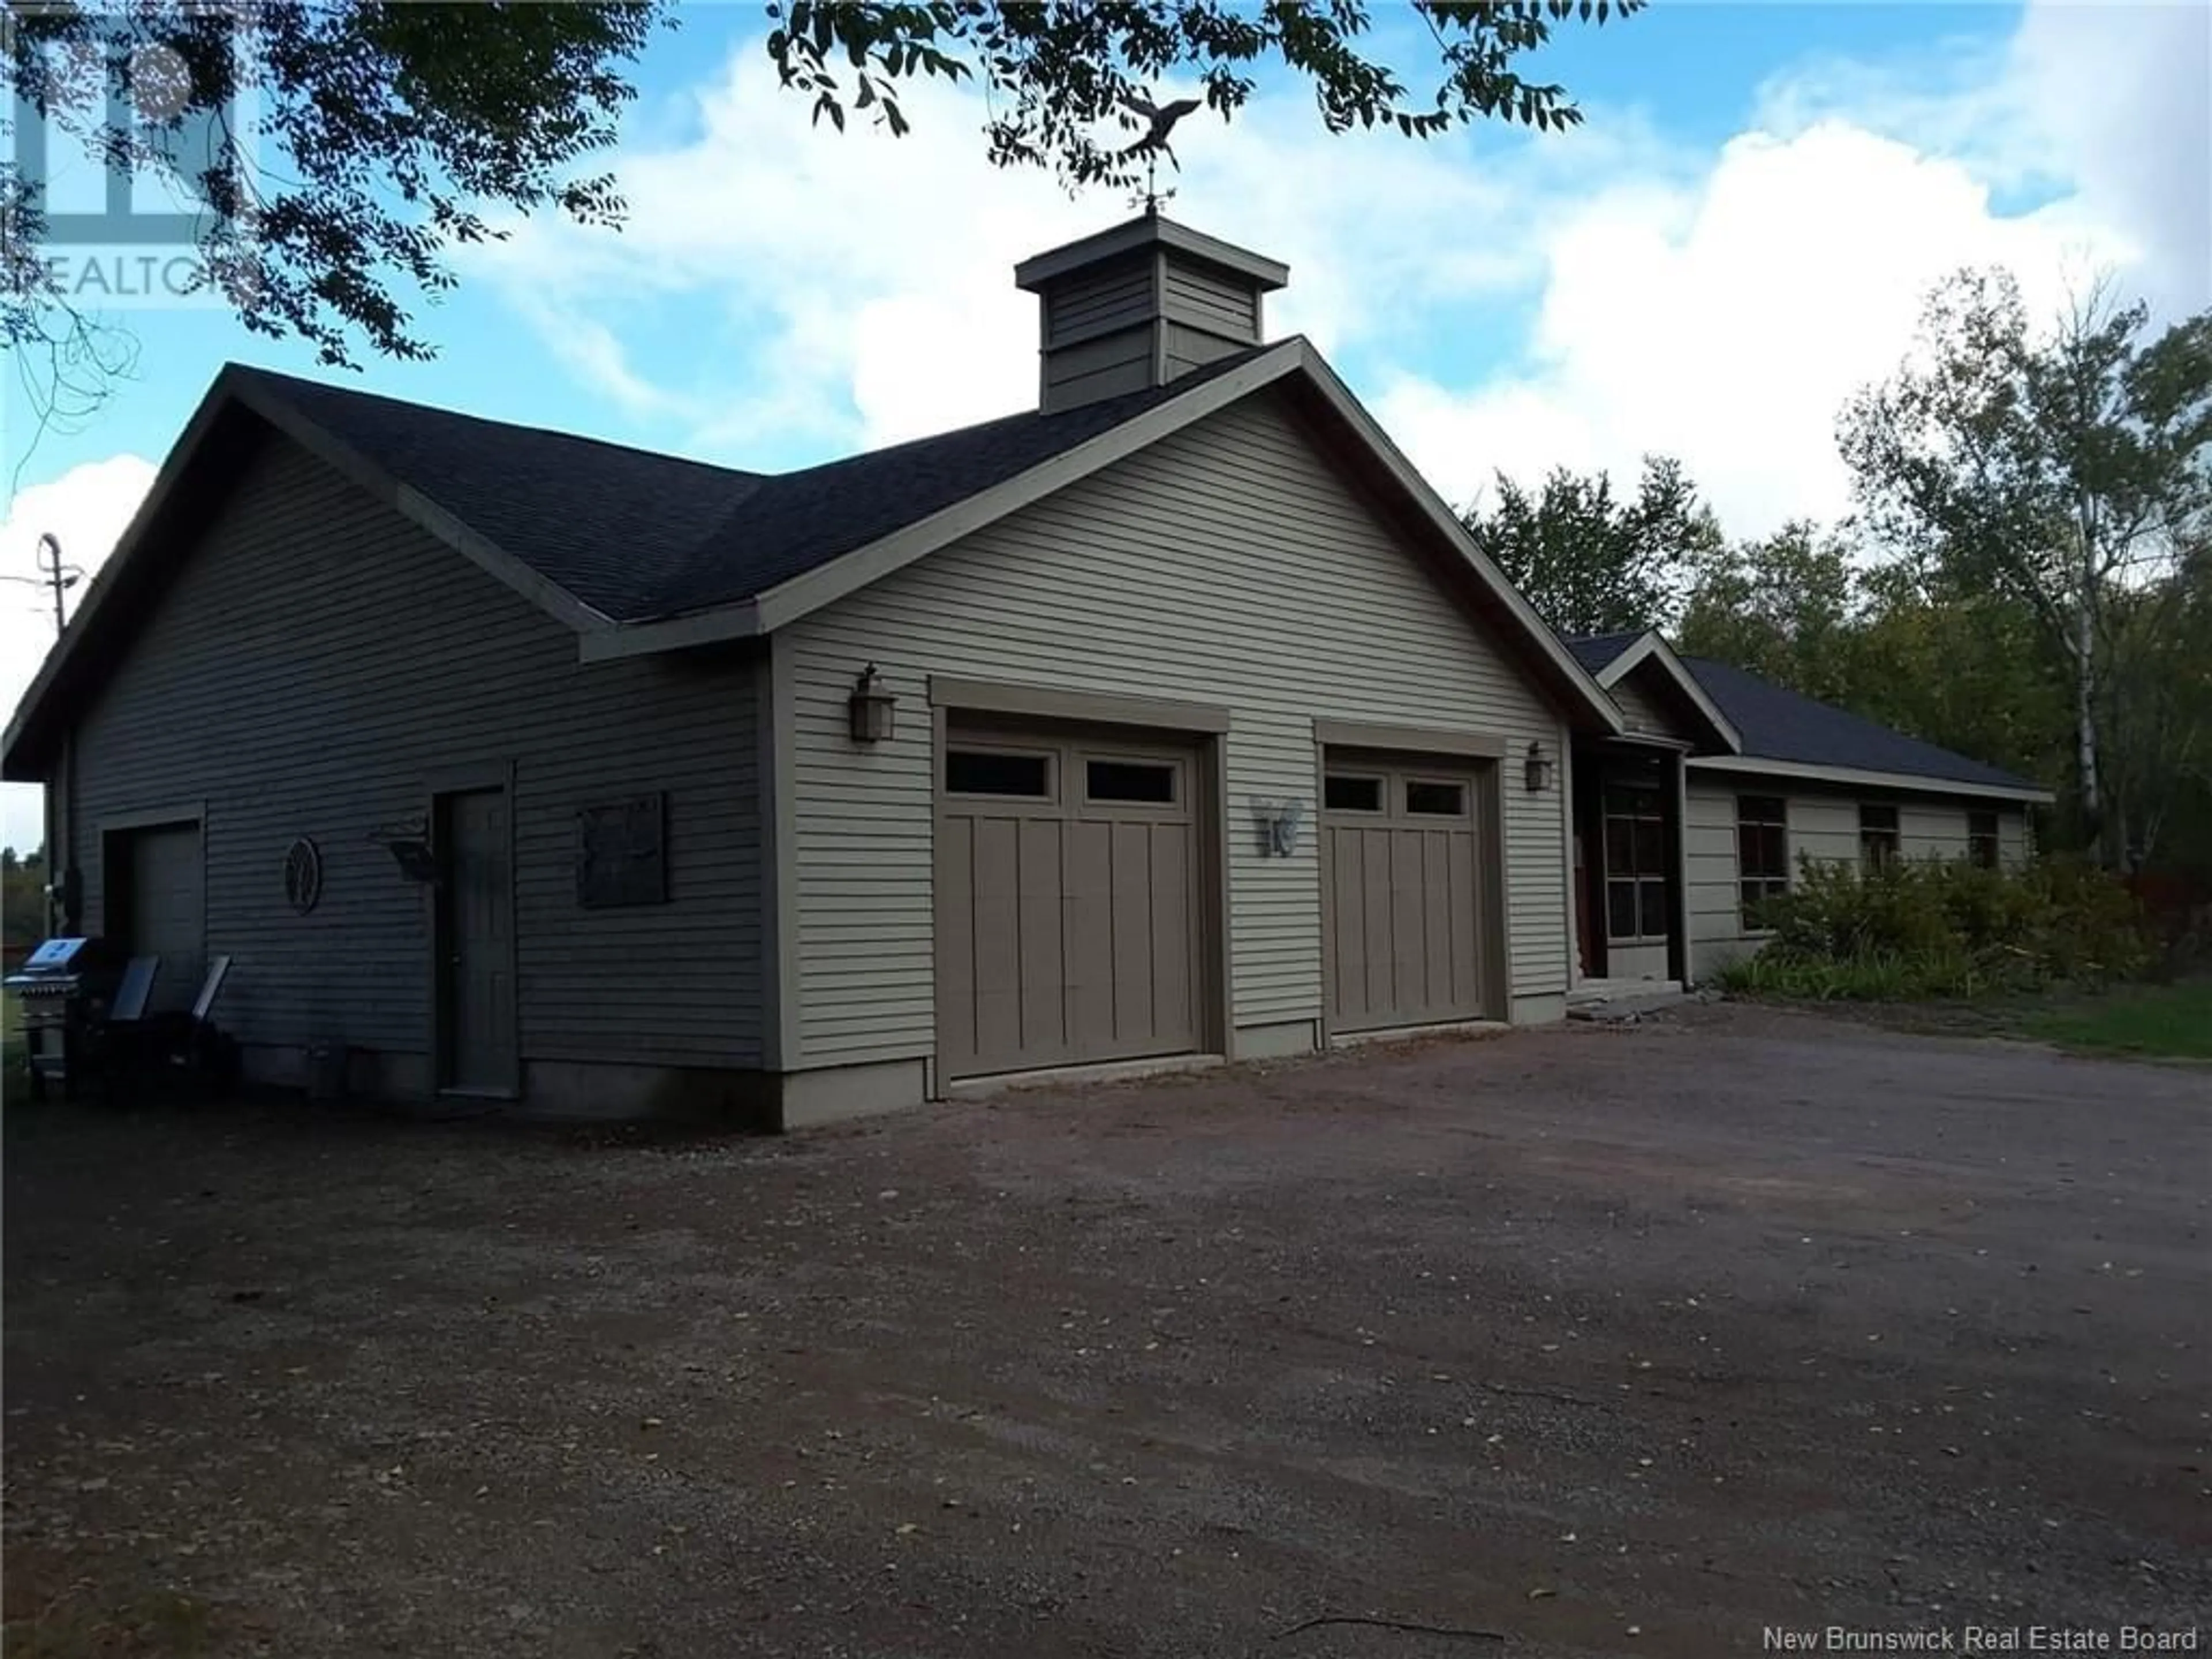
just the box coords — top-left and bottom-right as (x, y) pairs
(1566, 983), (1691, 1023)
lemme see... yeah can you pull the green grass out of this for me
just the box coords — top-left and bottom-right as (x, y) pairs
(2021, 978), (2212, 1060)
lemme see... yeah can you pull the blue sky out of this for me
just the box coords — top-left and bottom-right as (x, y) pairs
(2, 1), (2207, 850)
(3, 3), (2030, 482)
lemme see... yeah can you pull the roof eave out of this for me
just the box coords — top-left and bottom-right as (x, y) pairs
(3, 374), (240, 779)
(577, 341), (1627, 740)
(574, 343), (1314, 665)
(1284, 345), (1624, 736)
(1596, 631), (1744, 753)
(1685, 752), (2055, 805)
(3, 366), (618, 780)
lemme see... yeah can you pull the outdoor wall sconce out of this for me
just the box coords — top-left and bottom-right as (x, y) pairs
(849, 663), (896, 743)
(1524, 740), (1555, 793)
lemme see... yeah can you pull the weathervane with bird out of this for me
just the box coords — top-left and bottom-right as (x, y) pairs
(1115, 89), (1203, 213)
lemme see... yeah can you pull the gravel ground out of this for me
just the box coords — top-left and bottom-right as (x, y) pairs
(4, 1003), (2207, 1658)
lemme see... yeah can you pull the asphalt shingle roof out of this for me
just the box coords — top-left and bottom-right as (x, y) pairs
(1561, 631), (2037, 791)
(1677, 655), (2040, 791)
(236, 365), (2033, 794)
(234, 345), (1273, 624)
(1563, 630), (1645, 674)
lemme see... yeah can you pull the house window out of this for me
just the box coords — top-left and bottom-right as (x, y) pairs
(1404, 779), (1467, 817)
(945, 749), (1052, 799)
(1085, 759), (1177, 805)
(1859, 803), (1900, 870)
(1737, 794), (1790, 930)
(1968, 809), (2000, 870)
(1324, 774), (1383, 813)
(1603, 784), (1668, 941)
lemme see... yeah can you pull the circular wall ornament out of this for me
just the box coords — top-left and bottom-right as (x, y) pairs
(283, 837), (324, 915)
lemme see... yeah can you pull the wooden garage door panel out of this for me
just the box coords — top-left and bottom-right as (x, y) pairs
(1145, 823), (1192, 1050)
(969, 815), (1027, 1066)
(1018, 817), (1068, 1057)
(938, 726), (1202, 1080)
(934, 816), (978, 1060)
(1323, 757), (1493, 1033)
(1361, 830), (1393, 1018)
(1064, 818), (1114, 1054)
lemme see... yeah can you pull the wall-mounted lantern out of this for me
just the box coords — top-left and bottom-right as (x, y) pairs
(849, 662), (896, 744)
(1523, 740), (1555, 793)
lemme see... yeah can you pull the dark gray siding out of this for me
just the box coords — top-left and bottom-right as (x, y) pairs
(1163, 321), (1249, 379)
(1041, 260), (1156, 348)
(1041, 330), (1155, 412)
(1162, 263), (1260, 342)
(66, 431), (763, 1071)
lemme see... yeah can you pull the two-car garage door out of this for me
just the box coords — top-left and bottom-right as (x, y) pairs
(933, 717), (1505, 1080)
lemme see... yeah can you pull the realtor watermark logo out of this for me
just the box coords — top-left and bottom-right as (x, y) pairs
(4, 1), (262, 310)
(1762, 1626), (2199, 1653)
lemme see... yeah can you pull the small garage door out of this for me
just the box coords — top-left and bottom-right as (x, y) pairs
(1321, 753), (1495, 1033)
(122, 821), (204, 1011)
(935, 721), (1206, 1080)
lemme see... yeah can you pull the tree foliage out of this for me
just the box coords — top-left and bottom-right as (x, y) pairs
(1463, 268), (2209, 875)
(1839, 268), (2212, 865)
(1676, 521), (1859, 704)
(1460, 454), (1717, 638)
(2, 844), (48, 951)
(3, 2), (662, 372)
(766, 2), (1645, 190)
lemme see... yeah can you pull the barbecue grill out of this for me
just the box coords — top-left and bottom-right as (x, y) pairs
(5, 936), (128, 1100)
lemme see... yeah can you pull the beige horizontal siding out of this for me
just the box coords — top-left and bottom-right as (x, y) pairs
(1902, 801), (1968, 859)
(66, 432), (763, 1070)
(783, 388), (1574, 1068)
(1609, 668), (1687, 741)
(1687, 772), (2029, 981)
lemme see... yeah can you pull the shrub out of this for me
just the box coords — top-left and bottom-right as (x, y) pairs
(1719, 854), (2150, 1001)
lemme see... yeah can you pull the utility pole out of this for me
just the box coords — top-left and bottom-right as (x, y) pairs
(3, 532), (82, 635)
(35, 533), (77, 634)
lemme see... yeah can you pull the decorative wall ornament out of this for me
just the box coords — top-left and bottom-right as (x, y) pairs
(577, 793), (668, 907)
(1252, 798), (1304, 858)
(282, 836), (324, 914)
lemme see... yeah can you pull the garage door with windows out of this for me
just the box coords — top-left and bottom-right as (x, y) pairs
(1321, 752), (1499, 1033)
(934, 719), (1209, 1080)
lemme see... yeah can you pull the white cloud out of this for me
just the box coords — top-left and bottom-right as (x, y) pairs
(1377, 119), (2137, 537)
(463, 43), (1667, 457)
(469, 1), (2203, 544)
(1376, 0), (2205, 538)
(0, 454), (157, 853)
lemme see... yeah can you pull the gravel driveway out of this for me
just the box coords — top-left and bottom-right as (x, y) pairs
(4, 1004), (2207, 1658)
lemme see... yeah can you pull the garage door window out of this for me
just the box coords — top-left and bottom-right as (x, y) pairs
(1404, 779), (1467, 816)
(945, 749), (1052, 799)
(1086, 759), (1177, 805)
(1324, 774), (1384, 813)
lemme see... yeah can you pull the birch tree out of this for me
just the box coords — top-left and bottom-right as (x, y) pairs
(1840, 269), (2212, 866)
